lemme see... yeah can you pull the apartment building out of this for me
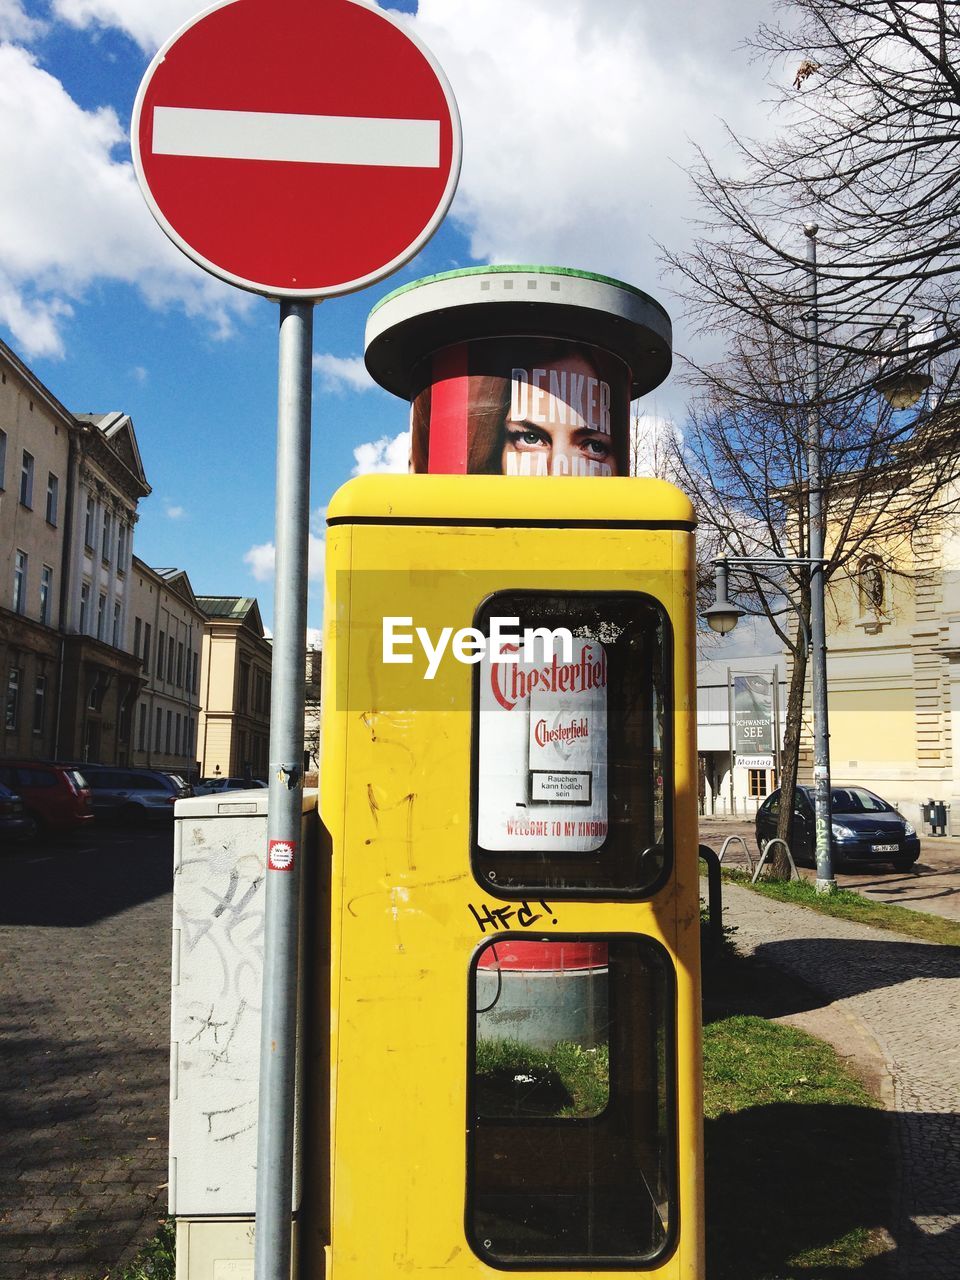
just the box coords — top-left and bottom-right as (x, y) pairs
(0, 342), (72, 758)
(196, 597), (272, 778)
(128, 560), (204, 777)
(56, 412), (150, 763)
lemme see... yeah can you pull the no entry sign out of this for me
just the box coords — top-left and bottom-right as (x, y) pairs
(131, 0), (461, 298)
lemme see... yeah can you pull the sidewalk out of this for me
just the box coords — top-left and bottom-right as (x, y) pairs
(720, 881), (960, 1278)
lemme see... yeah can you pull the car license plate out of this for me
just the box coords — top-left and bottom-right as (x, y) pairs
(871, 843), (898, 853)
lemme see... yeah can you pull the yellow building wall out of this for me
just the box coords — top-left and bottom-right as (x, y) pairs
(828, 687), (917, 771)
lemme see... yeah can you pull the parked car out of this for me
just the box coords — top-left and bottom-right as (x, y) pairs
(195, 776), (268, 793)
(0, 779), (38, 845)
(756, 785), (921, 872)
(0, 762), (93, 832)
(73, 765), (192, 822)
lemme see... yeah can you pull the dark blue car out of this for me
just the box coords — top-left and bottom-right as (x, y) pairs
(756, 785), (921, 872)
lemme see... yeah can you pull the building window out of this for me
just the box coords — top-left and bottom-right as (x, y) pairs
(239, 661), (250, 711)
(13, 550), (27, 615)
(192, 651), (200, 695)
(175, 712), (182, 755)
(102, 511), (112, 563)
(167, 640), (175, 685)
(19, 451), (34, 507)
(157, 632), (165, 679)
(0, 428), (6, 489)
(79, 582), (90, 633)
(134, 617), (142, 660)
(138, 701), (147, 752)
(165, 710), (173, 754)
(143, 622), (152, 673)
(45, 473), (59, 525)
(748, 769), (768, 799)
(117, 523), (127, 571)
(177, 642), (185, 688)
(5, 668), (21, 731)
(84, 496), (95, 548)
(155, 706), (163, 751)
(39, 565), (53, 625)
(113, 601), (122, 647)
(32, 676), (46, 735)
(186, 717), (194, 757)
(97, 592), (107, 641)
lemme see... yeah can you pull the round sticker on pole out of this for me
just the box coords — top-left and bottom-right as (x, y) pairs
(131, 0), (461, 299)
(268, 839), (297, 872)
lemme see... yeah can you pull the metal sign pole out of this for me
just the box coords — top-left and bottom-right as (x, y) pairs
(254, 300), (314, 1280)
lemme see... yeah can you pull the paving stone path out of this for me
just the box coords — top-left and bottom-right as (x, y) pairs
(0, 831), (172, 1280)
(722, 882), (960, 1279)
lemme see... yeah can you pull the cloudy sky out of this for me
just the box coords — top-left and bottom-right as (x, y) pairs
(0, 0), (782, 636)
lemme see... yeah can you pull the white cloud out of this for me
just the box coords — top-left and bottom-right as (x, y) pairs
(244, 534), (325, 583)
(629, 406), (683, 478)
(0, 43), (252, 357)
(0, 0), (47, 41)
(352, 430), (410, 476)
(405, 0), (772, 411)
(408, 0), (767, 279)
(51, 0), (199, 51)
(313, 353), (377, 395)
(164, 502), (185, 520)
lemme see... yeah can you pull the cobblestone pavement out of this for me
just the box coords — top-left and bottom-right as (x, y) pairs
(723, 881), (960, 1278)
(0, 826), (173, 1280)
(700, 815), (960, 922)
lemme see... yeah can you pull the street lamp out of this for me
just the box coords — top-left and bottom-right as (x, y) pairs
(803, 222), (836, 893)
(704, 226), (933, 893)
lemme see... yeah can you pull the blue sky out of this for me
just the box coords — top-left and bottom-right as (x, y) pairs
(0, 0), (778, 643)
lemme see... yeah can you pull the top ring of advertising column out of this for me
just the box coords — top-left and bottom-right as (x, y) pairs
(364, 265), (671, 476)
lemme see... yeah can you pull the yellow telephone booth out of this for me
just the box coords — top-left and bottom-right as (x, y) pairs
(320, 472), (703, 1279)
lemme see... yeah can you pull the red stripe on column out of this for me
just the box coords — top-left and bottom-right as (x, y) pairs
(427, 343), (470, 473)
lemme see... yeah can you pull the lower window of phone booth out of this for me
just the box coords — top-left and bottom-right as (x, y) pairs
(467, 935), (675, 1268)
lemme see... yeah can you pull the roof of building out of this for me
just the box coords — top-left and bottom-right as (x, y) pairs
(196, 596), (258, 619)
(74, 411), (151, 497)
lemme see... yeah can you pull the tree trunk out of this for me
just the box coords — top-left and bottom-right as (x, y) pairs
(768, 639), (808, 878)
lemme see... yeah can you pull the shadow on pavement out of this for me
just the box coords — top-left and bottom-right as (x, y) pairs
(0, 1007), (168, 1278)
(706, 1100), (957, 1279)
(750, 936), (960, 1012)
(0, 825), (173, 927)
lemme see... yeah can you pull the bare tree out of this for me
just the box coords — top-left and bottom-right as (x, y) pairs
(676, 315), (960, 871)
(664, 0), (960, 871)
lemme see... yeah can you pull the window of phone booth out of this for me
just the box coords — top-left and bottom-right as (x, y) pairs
(471, 591), (672, 897)
(467, 935), (676, 1268)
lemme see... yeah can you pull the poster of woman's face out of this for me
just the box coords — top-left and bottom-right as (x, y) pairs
(410, 336), (632, 476)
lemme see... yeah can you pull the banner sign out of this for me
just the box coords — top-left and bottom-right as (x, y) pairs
(733, 673), (775, 766)
(478, 636), (608, 852)
(411, 335), (631, 476)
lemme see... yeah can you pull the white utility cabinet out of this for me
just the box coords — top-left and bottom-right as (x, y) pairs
(170, 789), (315, 1224)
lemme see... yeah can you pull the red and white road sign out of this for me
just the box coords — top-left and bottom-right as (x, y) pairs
(131, 0), (461, 298)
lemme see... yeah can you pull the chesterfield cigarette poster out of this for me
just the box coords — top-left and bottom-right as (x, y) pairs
(478, 636), (608, 852)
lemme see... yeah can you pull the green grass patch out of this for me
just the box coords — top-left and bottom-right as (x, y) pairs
(723, 868), (960, 947)
(476, 1037), (609, 1117)
(705, 1015), (892, 1278)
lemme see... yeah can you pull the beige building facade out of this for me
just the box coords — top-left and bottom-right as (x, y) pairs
(196, 597), (272, 779)
(0, 341), (72, 759)
(128, 560), (203, 778)
(813, 528), (960, 831)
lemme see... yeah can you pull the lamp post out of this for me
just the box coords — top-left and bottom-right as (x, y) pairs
(803, 223), (836, 892)
(704, 225), (933, 892)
